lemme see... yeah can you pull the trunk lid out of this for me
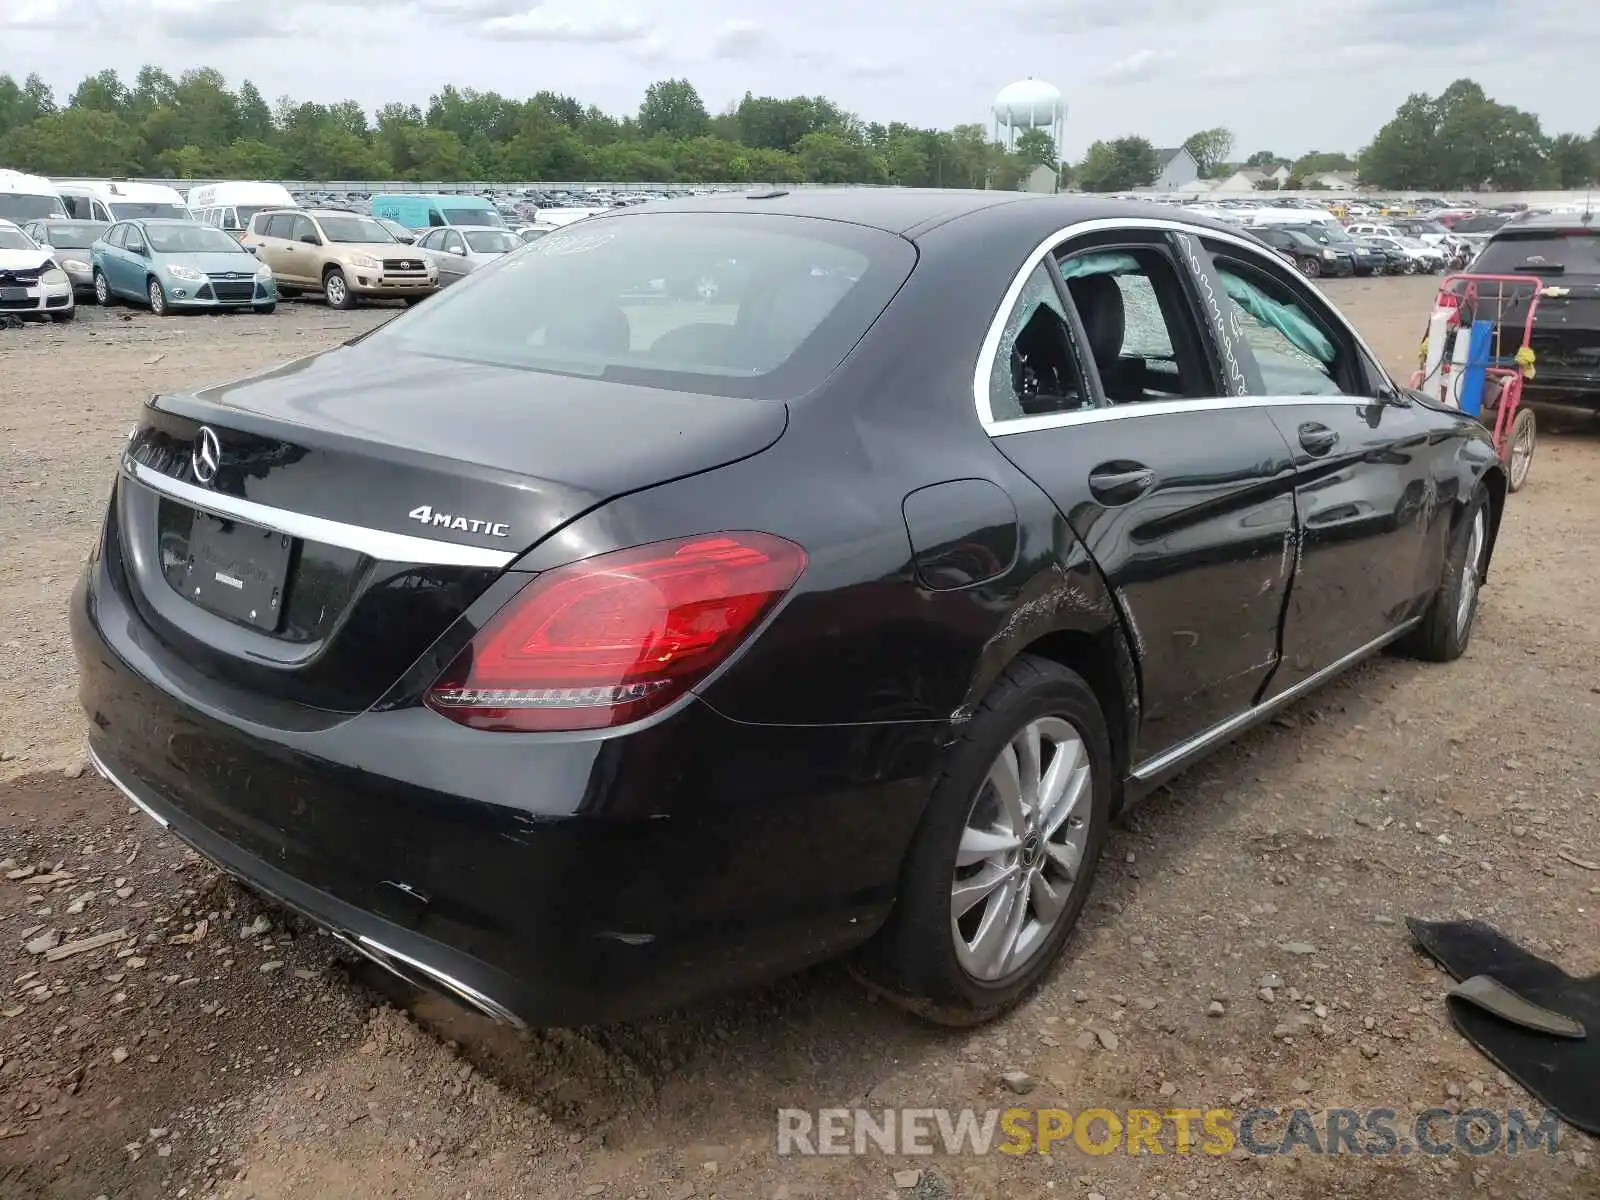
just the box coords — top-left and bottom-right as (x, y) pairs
(114, 340), (787, 714)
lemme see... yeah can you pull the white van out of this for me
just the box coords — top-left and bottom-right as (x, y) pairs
(188, 181), (298, 235)
(56, 180), (189, 223)
(1243, 205), (1342, 228)
(0, 169), (68, 224)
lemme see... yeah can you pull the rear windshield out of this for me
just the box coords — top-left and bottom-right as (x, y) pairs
(1474, 232), (1600, 275)
(371, 212), (915, 400)
(443, 207), (504, 228)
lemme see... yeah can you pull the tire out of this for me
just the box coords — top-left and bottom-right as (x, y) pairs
(1404, 260), (1418, 275)
(1401, 486), (1490, 663)
(856, 656), (1113, 1025)
(50, 308), (76, 323)
(147, 277), (169, 316)
(253, 302), (276, 315)
(323, 268), (355, 310)
(93, 270), (115, 306)
(1506, 408), (1535, 493)
(1299, 256), (1322, 279)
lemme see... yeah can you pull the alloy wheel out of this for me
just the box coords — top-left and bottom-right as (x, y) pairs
(148, 280), (166, 315)
(94, 273), (109, 305)
(952, 716), (1094, 983)
(1301, 257), (1321, 279)
(325, 273), (348, 307)
(1456, 509), (1486, 635)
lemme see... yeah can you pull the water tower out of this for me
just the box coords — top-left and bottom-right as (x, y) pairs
(992, 78), (1066, 153)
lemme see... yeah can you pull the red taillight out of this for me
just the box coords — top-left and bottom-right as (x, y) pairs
(425, 532), (807, 732)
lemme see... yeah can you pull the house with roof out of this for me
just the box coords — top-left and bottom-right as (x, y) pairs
(1212, 164), (1292, 193)
(1150, 146), (1200, 191)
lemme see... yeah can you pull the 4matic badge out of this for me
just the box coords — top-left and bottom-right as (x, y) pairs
(407, 505), (511, 538)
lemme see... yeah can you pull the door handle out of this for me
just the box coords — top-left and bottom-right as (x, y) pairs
(1088, 464), (1156, 505)
(1298, 423), (1339, 455)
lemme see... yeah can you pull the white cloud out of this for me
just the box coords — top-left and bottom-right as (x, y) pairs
(1094, 49), (1179, 84)
(709, 19), (766, 59)
(480, 6), (652, 42)
(1, 0), (1591, 160)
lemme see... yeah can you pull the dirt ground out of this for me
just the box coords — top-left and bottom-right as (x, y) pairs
(2, 283), (1597, 1200)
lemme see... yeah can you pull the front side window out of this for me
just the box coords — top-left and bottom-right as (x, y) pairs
(442, 231), (465, 254)
(289, 215), (316, 243)
(372, 212), (913, 402)
(1211, 253), (1347, 397)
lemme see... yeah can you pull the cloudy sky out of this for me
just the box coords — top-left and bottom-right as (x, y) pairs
(3, 0), (1595, 157)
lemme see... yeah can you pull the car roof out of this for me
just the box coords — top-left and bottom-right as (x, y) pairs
(598, 187), (1245, 242)
(1491, 212), (1598, 235)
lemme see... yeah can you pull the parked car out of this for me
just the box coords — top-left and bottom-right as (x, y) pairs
(411, 225), (521, 287)
(0, 218), (74, 321)
(513, 224), (558, 244)
(1457, 214), (1600, 409)
(1253, 226), (1354, 278)
(92, 219), (276, 315)
(1271, 222), (1386, 277)
(74, 192), (1507, 1030)
(1359, 235), (1443, 274)
(1356, 237), (1411, 275)
(242, 209), (437, 309)
(21, 217), (107, 295)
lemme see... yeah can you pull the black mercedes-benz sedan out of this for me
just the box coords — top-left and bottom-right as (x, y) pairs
(73, 189), (1507, 1029)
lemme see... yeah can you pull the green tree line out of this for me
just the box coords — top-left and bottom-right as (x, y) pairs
(0, 68), (1058, 188)
(1, 68), (1596, 191)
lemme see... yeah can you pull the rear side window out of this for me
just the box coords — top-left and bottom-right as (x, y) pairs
(263, 213), (293, 238)
(1473, 232), (1600, 275)
(373, 212), (915, 401)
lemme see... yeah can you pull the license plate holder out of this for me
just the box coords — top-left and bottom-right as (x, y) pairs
(181, 512), (293, 632)
(0, 287), (28, 301)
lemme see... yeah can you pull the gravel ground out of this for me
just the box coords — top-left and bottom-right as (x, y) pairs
(2, 284), (1598, 1199)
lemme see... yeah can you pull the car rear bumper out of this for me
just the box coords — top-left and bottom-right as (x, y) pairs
(71, 549), (927, 1025)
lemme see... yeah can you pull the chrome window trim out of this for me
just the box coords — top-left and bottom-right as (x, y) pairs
(972, 216), (1396, 436)
(122, 458), (517, 569)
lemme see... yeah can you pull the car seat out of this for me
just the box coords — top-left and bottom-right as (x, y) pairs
(1065, 274), (1143, 403)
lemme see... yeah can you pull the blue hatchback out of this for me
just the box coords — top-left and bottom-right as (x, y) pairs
(92, 218), (277, 315)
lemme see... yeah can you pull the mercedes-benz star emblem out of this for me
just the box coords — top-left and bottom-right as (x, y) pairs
(192, 426), (221, 485)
